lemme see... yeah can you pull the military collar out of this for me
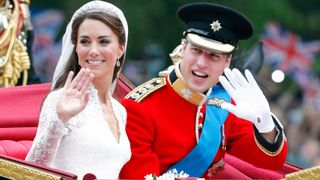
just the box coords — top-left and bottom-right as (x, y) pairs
(167, 64), (209, 106)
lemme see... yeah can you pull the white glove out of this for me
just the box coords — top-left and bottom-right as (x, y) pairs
(218, 68), (275, 133)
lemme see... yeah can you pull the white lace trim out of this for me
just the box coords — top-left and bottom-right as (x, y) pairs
(25, 90), (69, 166)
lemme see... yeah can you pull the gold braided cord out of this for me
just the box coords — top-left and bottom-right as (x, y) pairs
(0, 39), (30, 86)
(0, 0), (30, 87)
(0, 25), (15, 69)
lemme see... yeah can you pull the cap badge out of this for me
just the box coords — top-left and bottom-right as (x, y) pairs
(210, 20), (222, 32)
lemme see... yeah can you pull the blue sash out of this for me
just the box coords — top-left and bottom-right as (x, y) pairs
(167, 85), (230, 177)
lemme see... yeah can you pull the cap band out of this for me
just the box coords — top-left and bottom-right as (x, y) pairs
(186, 33), (236, 54)
(186, 21), (238, 45)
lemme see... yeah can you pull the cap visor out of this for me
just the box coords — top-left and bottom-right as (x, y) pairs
(186, 33), (235, 54)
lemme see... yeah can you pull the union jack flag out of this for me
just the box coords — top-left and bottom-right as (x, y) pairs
(261, 21), (320, 101)
(261, 21), (320, 74)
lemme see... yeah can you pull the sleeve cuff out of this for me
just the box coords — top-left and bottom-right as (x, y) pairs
(253, 114), (285, 156)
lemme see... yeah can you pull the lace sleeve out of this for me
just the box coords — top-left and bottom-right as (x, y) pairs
(25, 91), (70, 166)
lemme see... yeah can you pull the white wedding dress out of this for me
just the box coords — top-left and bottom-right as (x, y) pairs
(26, 85), (131, 179)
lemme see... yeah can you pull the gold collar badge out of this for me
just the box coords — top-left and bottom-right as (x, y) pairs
(181, 88), (192, 99)
(210, 20), (222, 32)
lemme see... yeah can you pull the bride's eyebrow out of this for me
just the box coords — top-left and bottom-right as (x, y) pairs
(98, 35), (111, 39)
(78, 35), (111, 39)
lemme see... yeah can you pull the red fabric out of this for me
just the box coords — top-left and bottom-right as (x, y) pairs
(0, 116), (39, 127)
(0, 83), (50, 124)
(18, 140), (33, 152)
(0, 140), (32, 160)
(113, 74), (135, 101)
(0, 127), (37, 141)
(215, 163), (251, 179)
(279, 162), (302, 174)
(219, 153), (284, 179)
(119, 76), (288, 179)
(0, 83), (50, 159)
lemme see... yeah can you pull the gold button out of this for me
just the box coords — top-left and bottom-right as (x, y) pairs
(199, 123), (203, 130)
(199, 112), (203, 118)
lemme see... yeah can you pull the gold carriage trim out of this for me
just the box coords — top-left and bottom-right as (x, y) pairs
(285, 166), (320, 180)
(125, 77), (166, 102)
(253, 130), (285, 156)
(0, 157), (61, 180)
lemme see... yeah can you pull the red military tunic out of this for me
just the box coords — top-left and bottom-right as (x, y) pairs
(119, 67), (287, 178)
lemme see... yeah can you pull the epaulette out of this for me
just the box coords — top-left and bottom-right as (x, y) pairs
(125, 77), (166, 102)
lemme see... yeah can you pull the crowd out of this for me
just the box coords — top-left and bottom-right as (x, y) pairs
(271, 92), (320, 168)
(258, 65), (320, 169)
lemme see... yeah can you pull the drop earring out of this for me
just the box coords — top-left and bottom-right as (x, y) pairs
(116, 59), (121, 67)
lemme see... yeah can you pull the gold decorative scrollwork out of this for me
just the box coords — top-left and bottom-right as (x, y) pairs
(0, 158), (61, 180)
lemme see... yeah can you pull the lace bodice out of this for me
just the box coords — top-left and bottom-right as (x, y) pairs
(25, 86), (131, 179)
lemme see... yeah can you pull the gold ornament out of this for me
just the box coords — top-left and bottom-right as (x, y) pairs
(0, 0), (31, 87)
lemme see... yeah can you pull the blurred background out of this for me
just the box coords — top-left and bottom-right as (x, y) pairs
(25, 0), (320, 169)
